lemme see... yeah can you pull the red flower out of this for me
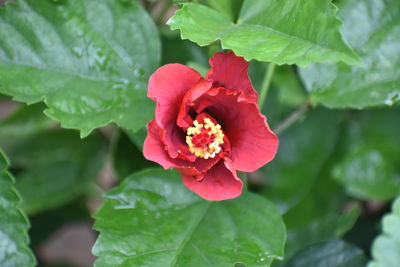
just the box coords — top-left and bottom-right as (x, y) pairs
(143, 51), (278, 201)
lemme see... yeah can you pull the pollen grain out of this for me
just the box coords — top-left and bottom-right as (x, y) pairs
(186, 118), (224, 159)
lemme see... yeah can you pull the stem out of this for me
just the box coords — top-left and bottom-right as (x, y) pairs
(258, 63), (276, 110)
(274, 102), (311, 135)
(156, 0), (172, 25)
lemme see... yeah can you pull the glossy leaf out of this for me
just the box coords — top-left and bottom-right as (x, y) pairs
(93, 168), (286, 266)
(0, 149), (35, 267)
(287, 240), (367, 267)
(0, 0), (160, 137)
(300, 0), (400, 108)
(332, 109), (400, 201)
(167, 1), (360, 66)
(369, 197), (400, 267)
(260, 109), (341, 212)
(8, 130), (107, 213)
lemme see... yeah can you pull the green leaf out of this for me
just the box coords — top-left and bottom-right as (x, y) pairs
(0, 103), (54, 149)
(0, 148), (8, 171)
(124, 127), (147, 150)
(260, 109), (341, 212)
(203, 0), (243, 22)
(111, 130), (155, 181)
(332, 109), (400, 201)
(286, 240), (367, 267)
(0, 0), (160, 137)
(268, 109), (362, 260)
(369, 197), (400, 267)
(272, 66), (307, 108)
(282, 158), (360, 259)
(160, 29), (208, 66)
(284, 195), (360, 259)
(0, 103), (53, 135)
(8, 130), (107, 213)
(167, 1), (360, 66)
(186, 61), (208, 77)
(93, 168), (286, 266)
(0, 149), (35, 267)
(28, 197), (92, 250)
(300, 0), (400, 109)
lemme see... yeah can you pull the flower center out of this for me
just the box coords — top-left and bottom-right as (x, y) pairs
(185, 118), (224, 159)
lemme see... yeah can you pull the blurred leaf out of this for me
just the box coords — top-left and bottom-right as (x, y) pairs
(29, 197), (92, 249)
(300, 0), (400, 108)
(260, 109), (341, 212)
(0, 103), (54, 149)
(286, 239), (367, 267)
(161, 30), (208, 66)
(93, 168), (286, 266)
(368, 197), (400, 267)
(111, 130), (155, 181)
(0, 0), (160, 137)
(0, 103), (53, 135)
(332, 109), (400, 201)
(186, 61), (208, 77)
(272, 66), (307, 108)
(167, 1), (360, 66)
(124, 127), (147, 150)
(284, 198), (360, 260)
(0, 149), (35, 267)
(269, 112), (362, 261)
(203, 0), (243, 21)
(7, 130), (107, 214)
(249, 61), (269, 93)
(282, 162), (360, 259)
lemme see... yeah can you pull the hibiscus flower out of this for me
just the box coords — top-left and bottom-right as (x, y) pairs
(143, 51), (278, 201)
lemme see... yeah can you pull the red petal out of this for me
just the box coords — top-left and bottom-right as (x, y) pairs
(148, 64), (203, 158)
(195, 88), (279, 172)
(182, 160), (242, 201)
(143, 120), (220, 175)
(177, 79), (212, 129)
(143, 120), (183, 169)
(206, 51), (258, 103)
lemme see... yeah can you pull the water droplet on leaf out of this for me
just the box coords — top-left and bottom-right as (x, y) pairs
(384, 90), (400, 106)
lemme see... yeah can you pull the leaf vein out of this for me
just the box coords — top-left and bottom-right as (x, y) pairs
(170, 202), (211, 266)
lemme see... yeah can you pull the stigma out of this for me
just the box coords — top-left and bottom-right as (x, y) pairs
(185, 118), (224, 159)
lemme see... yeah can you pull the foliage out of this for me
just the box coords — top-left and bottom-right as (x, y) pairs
(0, 0), (160, 137)
(0, 0), (399, 266)
(93, 169), (285, 266)
(167, 1), (360, 66)
(300, 0), (400, 108)
(286, 239), (367, 267)
(0, 149), (35, 267)
(368, 197), (400, 267)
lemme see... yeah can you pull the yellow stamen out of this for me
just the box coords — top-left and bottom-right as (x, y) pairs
(186, 118), (224, 159)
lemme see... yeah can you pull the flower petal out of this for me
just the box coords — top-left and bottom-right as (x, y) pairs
(195, 88), (279, 172)
(143, 120), (183, 169)
(182, 160), (242, 201)
(206, 51), (258, 103)
(148, 64), (203, 158)
(177, 79), (212, 129)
